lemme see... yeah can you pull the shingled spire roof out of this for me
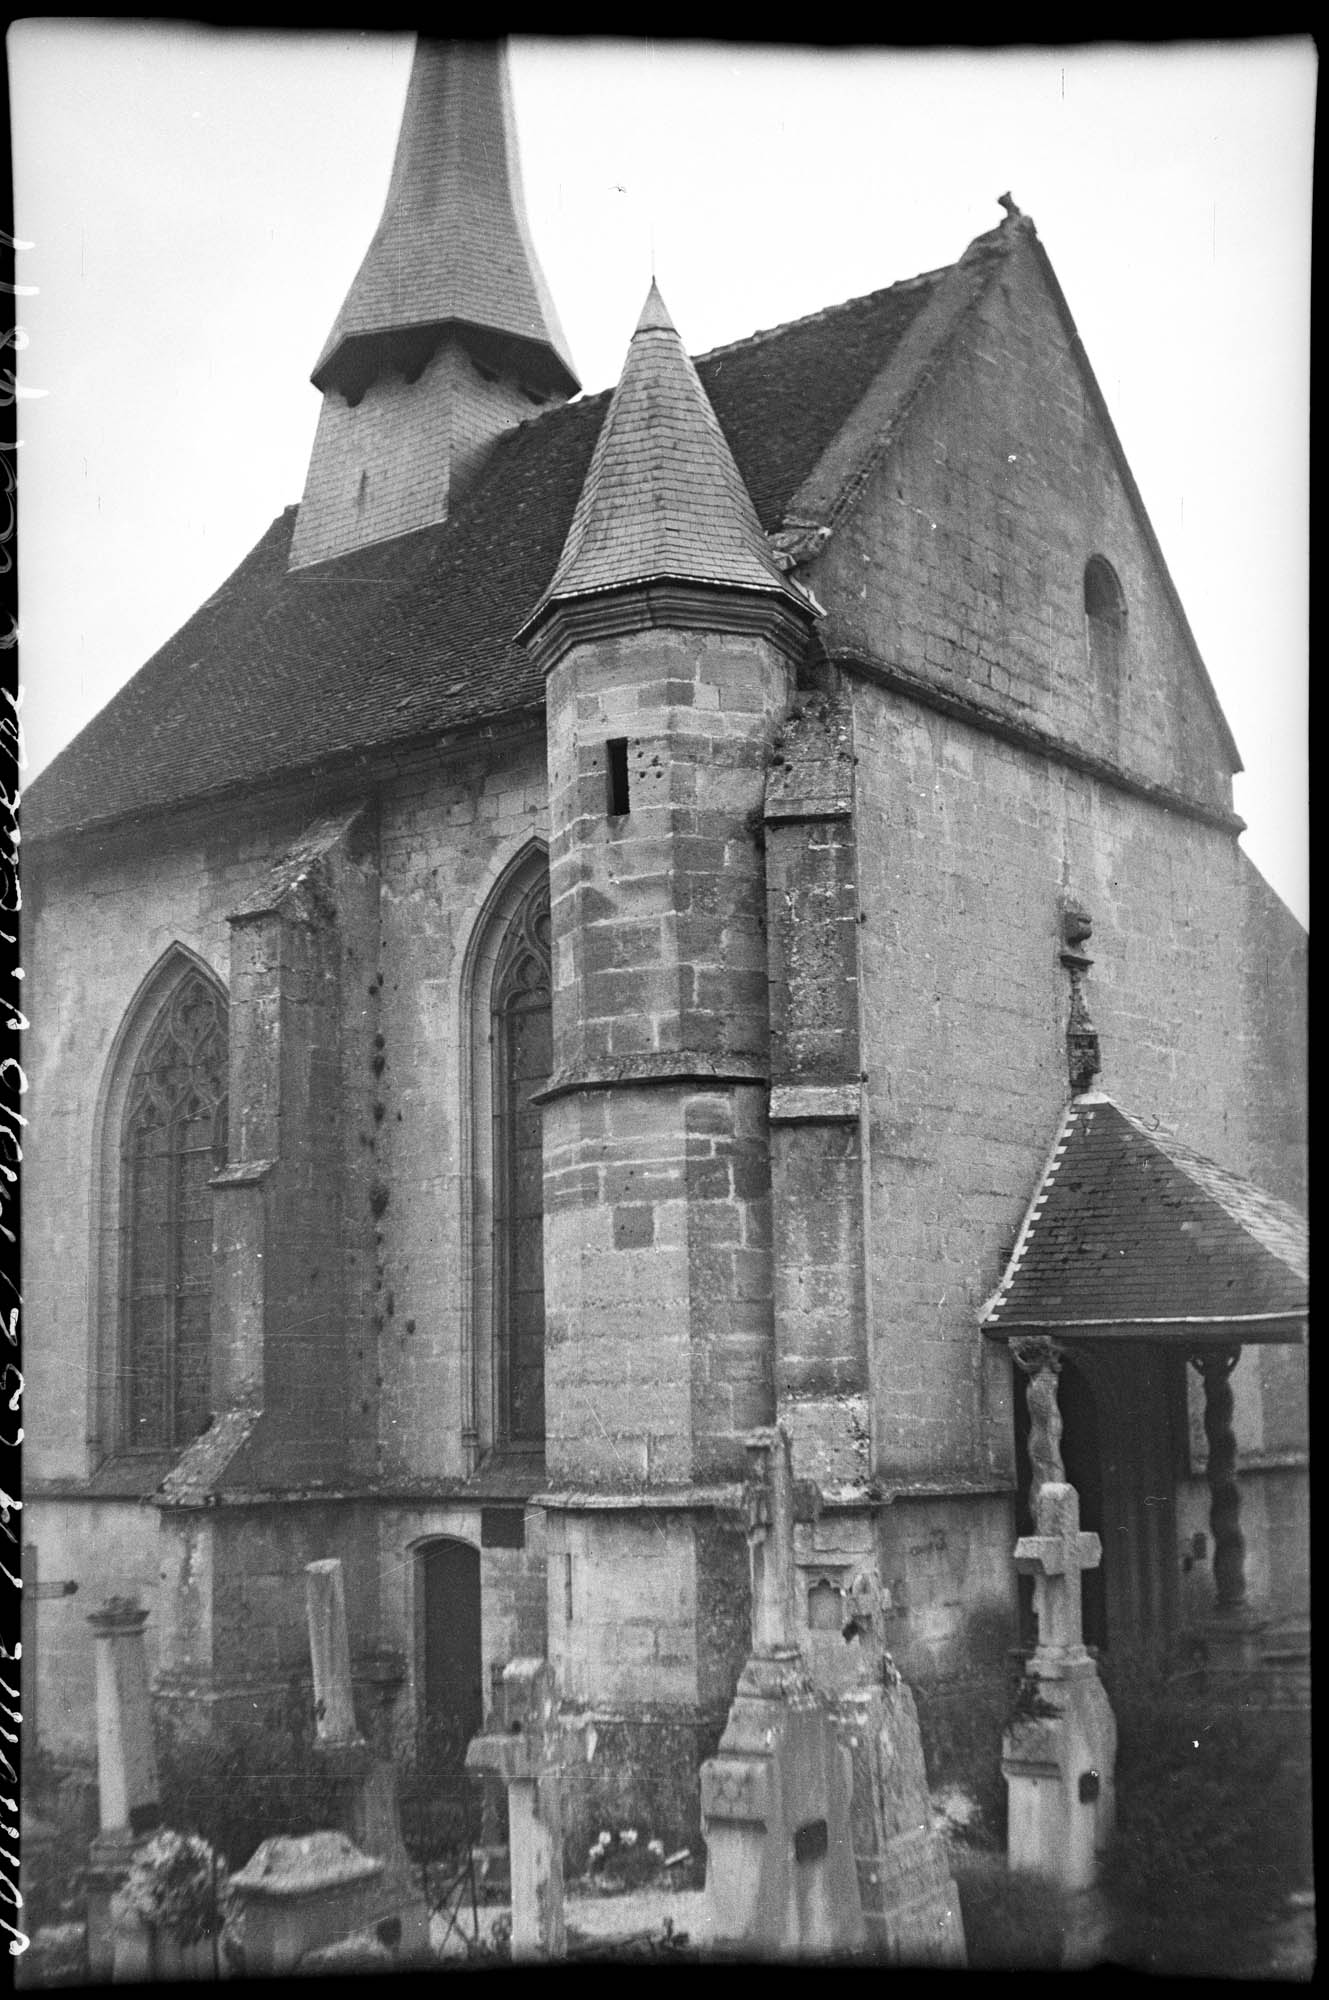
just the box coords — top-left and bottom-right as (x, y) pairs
(980, 1095), (1308, 1345)
(312, 39), (579, 401)
(520, 279), (802, 632)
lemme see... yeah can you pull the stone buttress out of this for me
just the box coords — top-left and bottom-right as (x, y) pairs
(152, 808), (383, 1730)
(519, 283), (816, 1830)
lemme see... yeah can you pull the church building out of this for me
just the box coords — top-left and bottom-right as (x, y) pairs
(25, 39), (1307, 1834)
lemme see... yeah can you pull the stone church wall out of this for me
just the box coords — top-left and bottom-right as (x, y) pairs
(26, 794), (325, 1754)
(369, 724), (549, 1479)
(811, 227), (1235, 813)
(803, 231), (1306, 1671)
(848, 679), (1296, 1674)
(25, 725), (552, 1753)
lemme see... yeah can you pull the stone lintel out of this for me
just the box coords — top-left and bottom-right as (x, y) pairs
(879, 1476), (1016, 1500)
(763, 793), (852, 824)
(210, 1158), (277, 1188)
(533, 1052), (767, 1105)
(523, 580), (812, 673)
(768, 1080), (862, 1124)
(534, 1484), (745, 1513)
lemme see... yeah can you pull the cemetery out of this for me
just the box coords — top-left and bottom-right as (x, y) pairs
(17, 1415), (1311, 1979)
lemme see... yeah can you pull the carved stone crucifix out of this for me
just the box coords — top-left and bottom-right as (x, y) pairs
(1014, 1481), (1102, 1671)
(739, 1425), (821, 1660)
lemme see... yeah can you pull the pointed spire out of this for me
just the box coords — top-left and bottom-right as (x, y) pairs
(313, 39), (579, 401)
(634, 278), (675, 335)
(523, 281), (798, 628)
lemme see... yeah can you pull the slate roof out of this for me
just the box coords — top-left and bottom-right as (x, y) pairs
(980, 1095), (1308, 1342)
(313, 40), (578, 399)
(523, 280), (801, 625)
(26, 262), (952, 844)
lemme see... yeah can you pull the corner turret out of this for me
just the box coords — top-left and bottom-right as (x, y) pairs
(520, 284), (816, 1831)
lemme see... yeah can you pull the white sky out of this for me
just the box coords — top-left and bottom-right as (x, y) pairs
(8, 27), (1312, 925)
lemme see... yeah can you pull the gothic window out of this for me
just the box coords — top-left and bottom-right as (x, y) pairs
(1084, 555), (1126, 682)
(490, 879), (552, 1446)
(119, 971), (228, 1450)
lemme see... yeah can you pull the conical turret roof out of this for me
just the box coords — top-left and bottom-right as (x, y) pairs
(312, 39), (579, 400)
(524, 280), (801, 623)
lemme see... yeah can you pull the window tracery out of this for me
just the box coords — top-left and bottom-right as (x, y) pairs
(120, 972), (228, 1450)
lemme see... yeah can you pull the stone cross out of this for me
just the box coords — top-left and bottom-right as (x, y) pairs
(465, 1657), (596, 1961)
(20, 1543), (78, 1753)
(87, 1599), (162, 1838)
(1014, 1481), (1101, 1671)
(739, 1424), (820, 1659)
(83, 1599), (162, 1984)
(301, 1562), (430, 1957)
(305, 1558), (364, 1749)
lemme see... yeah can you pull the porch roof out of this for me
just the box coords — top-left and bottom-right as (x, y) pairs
(980, 1094), (1307, 1346)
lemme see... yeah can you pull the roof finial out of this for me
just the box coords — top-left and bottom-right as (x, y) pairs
(1060, 904), (1101, 1096)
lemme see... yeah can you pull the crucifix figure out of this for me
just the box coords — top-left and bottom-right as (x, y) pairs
(1009, 1338), (1100, 1668)
(728, 1424), (823, 1702)
(742, 1427), (801, 1659)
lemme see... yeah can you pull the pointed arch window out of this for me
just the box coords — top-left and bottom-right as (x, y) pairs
(119, 972), (228, 1450)
(490, 878), (552, 1447)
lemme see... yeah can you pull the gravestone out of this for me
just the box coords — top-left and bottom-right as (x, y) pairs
(701, 1426), (864, 1956)
(226, 1831), (391, 1977)
(82, 1599), (162, 1983)
(300, 1559), (430, 1957)
(465, 1657), (596, 1961)
(836, 1664), (966, 1965)
(20, 1545), (78, 1760)
(1003, 1479), (1116, 1890)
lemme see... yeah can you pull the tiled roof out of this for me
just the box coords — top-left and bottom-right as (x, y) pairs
(523, 280), (799, 625)
(981, 1095), (1308, 1342)
(313, 40), (578, 398)
(26, 266), (950, 843)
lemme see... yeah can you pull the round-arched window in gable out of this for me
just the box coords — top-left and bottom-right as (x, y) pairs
(1084, 555), (1126, 682)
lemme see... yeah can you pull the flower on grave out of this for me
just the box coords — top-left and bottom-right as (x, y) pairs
(620, 1828), (638, 1848)
(648, 1839), (665, 1859)
(123, 1830), (234, 1946)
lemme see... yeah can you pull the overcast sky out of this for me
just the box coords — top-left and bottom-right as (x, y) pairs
(9, 27), (1312, 924)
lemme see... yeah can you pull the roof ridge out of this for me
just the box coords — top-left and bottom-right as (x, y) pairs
(692, 265), (952, 370)
(469, 262), (961, 450)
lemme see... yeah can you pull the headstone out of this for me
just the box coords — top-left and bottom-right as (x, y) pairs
(465, 1656), (595, 1961)
(305, 1557), (361, 1747)
(836, 1666), (966, 1965)
(82, 1599), (162, 1983)
(701, 1426), (864, 1956)
(20, 1545), (78, 1759)
(1003, 1480), (1116, 1891)
(299, 1560), (430, 1958)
